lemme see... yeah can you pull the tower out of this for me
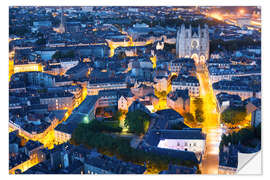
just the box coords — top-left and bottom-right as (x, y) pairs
(59, 7), (65, 34)
(176, 24), (209, 64)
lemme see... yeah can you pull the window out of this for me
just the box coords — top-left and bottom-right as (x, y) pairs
(193, 142), (196, 146)
(185, 142), (188, 146)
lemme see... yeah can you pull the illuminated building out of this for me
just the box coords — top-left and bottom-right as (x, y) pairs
(128, 99), (151, 115)
(169, 58), (196, 75)
(8, 110), (66, 152)
(128, 58), (153, 71)
(55, 76), (73, 87)
(167, 89), (190, 115)
(118, 95), (130, 111)
(218, 144), (238, 175)
(27, 72), (55, 87)
(154, 76), (168, 92)
(171, 75), (200, 97)
(176, 24), (209, 64)
(54, 124), (73, 144)
(156, 41), (164, 50)
(9, 153), (31, 174)
(216, 92), (243, 113)
(142, 127), (201, 164)
(83, 152), (146, 174)
(59, 58), (79, 72)
(54, 114), (87, 145)
(39, 92), (75, 111)
(95, 89), (134, 112)
(55, 95), (99, 144)
(47, 85), (83, 108)
(156, 129), (206, 155)
(73, 95), (99, 120)
(13, 63), (43, 73)
(9, 72), (56, 93)
(212, 80), (261, 100)
(9, 113), (60, 142)
(244, 97), (261, 127)
(131, 83), (154, 98)
(65, 62), (91, 79)
(87, 79), (127, 95)
(43, 64), (64, 76)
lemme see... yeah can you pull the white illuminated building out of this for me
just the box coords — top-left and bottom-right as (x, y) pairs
(176, 24), (209, 64)
(151, 129), (206, 155)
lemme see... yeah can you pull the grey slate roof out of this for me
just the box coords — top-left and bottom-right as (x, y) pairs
(73, 95), (98, 115)
(155, 109), (183, 120)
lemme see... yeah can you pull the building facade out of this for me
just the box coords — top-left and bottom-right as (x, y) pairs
(171, 75), (200, 97)
(14, 63), (43, 74)
(167, 89), (190, 115)
(176, 24), (209, 64)
(39, 92), (75, 111)
(87, 80), (127, 95)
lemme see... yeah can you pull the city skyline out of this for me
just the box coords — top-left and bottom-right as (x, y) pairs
(8, 6), (261, 175)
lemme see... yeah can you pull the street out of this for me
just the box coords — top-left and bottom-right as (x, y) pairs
(196, 64), (222, 174)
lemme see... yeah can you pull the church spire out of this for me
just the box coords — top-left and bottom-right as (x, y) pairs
(59, 7), (65, 34)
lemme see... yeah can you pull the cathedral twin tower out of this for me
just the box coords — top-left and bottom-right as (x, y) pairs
(176, 24), (209, 64)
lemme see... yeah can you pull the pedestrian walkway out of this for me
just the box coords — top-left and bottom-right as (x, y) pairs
(196, 64), (222, 174)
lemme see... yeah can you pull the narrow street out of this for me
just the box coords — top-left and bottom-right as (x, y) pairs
(196, 64), (222, 174)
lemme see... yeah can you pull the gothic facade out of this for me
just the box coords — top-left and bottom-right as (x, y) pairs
(176, 24), (209, 64)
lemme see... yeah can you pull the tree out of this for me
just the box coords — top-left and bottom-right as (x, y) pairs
(155, 90), (167, 99)
(52, 50), (75, 59)
(219, 125), (261, 150)
(195, 109), (204, 123)
(52, 51), (62, 59)
(183, 112), (195, 123)
(238, 128), (254, 145)
(124, 110), (150, 135)
(221, 106), (247, 125)
(66, 50), (75, 58)
(193, 98), (203, 109)
(112, 111), (122, 122)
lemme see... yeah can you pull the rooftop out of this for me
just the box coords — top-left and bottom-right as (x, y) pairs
(167, 89), (190, 101)
(172, 75), (199, 85)
(85, 153), (146, 174)
(73, 95), (98, 115)
(24, 140), (43, 152)
(145, 129), (205, 147)
(155, 109), (184, 120)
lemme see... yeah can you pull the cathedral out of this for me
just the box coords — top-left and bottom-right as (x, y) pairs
(176, 24), (209, 64)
